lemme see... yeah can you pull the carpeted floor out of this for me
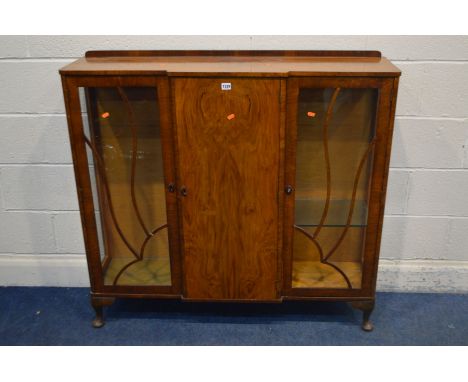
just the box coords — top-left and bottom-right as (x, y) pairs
(0, 287), (466, 345)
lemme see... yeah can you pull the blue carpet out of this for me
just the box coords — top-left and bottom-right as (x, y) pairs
(0, 287), (466, 345)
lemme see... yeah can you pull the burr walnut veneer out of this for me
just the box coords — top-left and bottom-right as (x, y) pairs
(60, 50), (401, 331)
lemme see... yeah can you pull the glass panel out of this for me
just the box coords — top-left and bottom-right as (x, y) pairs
(292, 87), (378, 289)
(80, 87), (171, 286)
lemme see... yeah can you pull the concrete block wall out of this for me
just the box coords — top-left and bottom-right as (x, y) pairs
(0, 36), (467, 291)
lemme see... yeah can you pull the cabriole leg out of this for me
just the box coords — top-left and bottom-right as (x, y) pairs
(91, 295), (115, 328)
(351, 300), (375, 332)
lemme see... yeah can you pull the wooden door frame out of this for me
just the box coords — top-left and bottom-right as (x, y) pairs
(282, 76), (399, 299)
(60, 74), (183, 296)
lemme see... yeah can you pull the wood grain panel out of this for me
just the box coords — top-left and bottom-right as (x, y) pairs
(174, 78), (281, 300)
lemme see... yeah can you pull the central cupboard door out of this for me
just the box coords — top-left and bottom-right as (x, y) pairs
(173, 78), (281, 300)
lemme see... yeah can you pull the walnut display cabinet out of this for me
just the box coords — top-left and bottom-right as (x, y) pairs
(60, 50), (400, 331)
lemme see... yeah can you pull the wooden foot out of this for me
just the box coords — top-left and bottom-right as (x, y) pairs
(90, 295), (115, 329)
(351, 300), (375, 332)
(92, 306), (105, 328)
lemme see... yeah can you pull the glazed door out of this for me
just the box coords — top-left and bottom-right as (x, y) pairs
(174, 78), (281, 300)
(283, 77), (394, 297)
(72, 77), (181, 294)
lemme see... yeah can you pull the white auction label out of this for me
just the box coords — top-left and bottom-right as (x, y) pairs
(221, 83), (232, 90)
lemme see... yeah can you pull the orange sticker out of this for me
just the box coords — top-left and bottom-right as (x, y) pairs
(307, 111), (316, 118)
(101, 112), (110, 119)
(227, 113), (235, 120)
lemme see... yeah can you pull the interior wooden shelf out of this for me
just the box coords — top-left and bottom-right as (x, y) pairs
(292, 260), (362, 289)
(103, 257), (171, 286)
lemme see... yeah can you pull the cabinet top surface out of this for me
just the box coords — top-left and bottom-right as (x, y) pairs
(59, 50), (401, 77)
